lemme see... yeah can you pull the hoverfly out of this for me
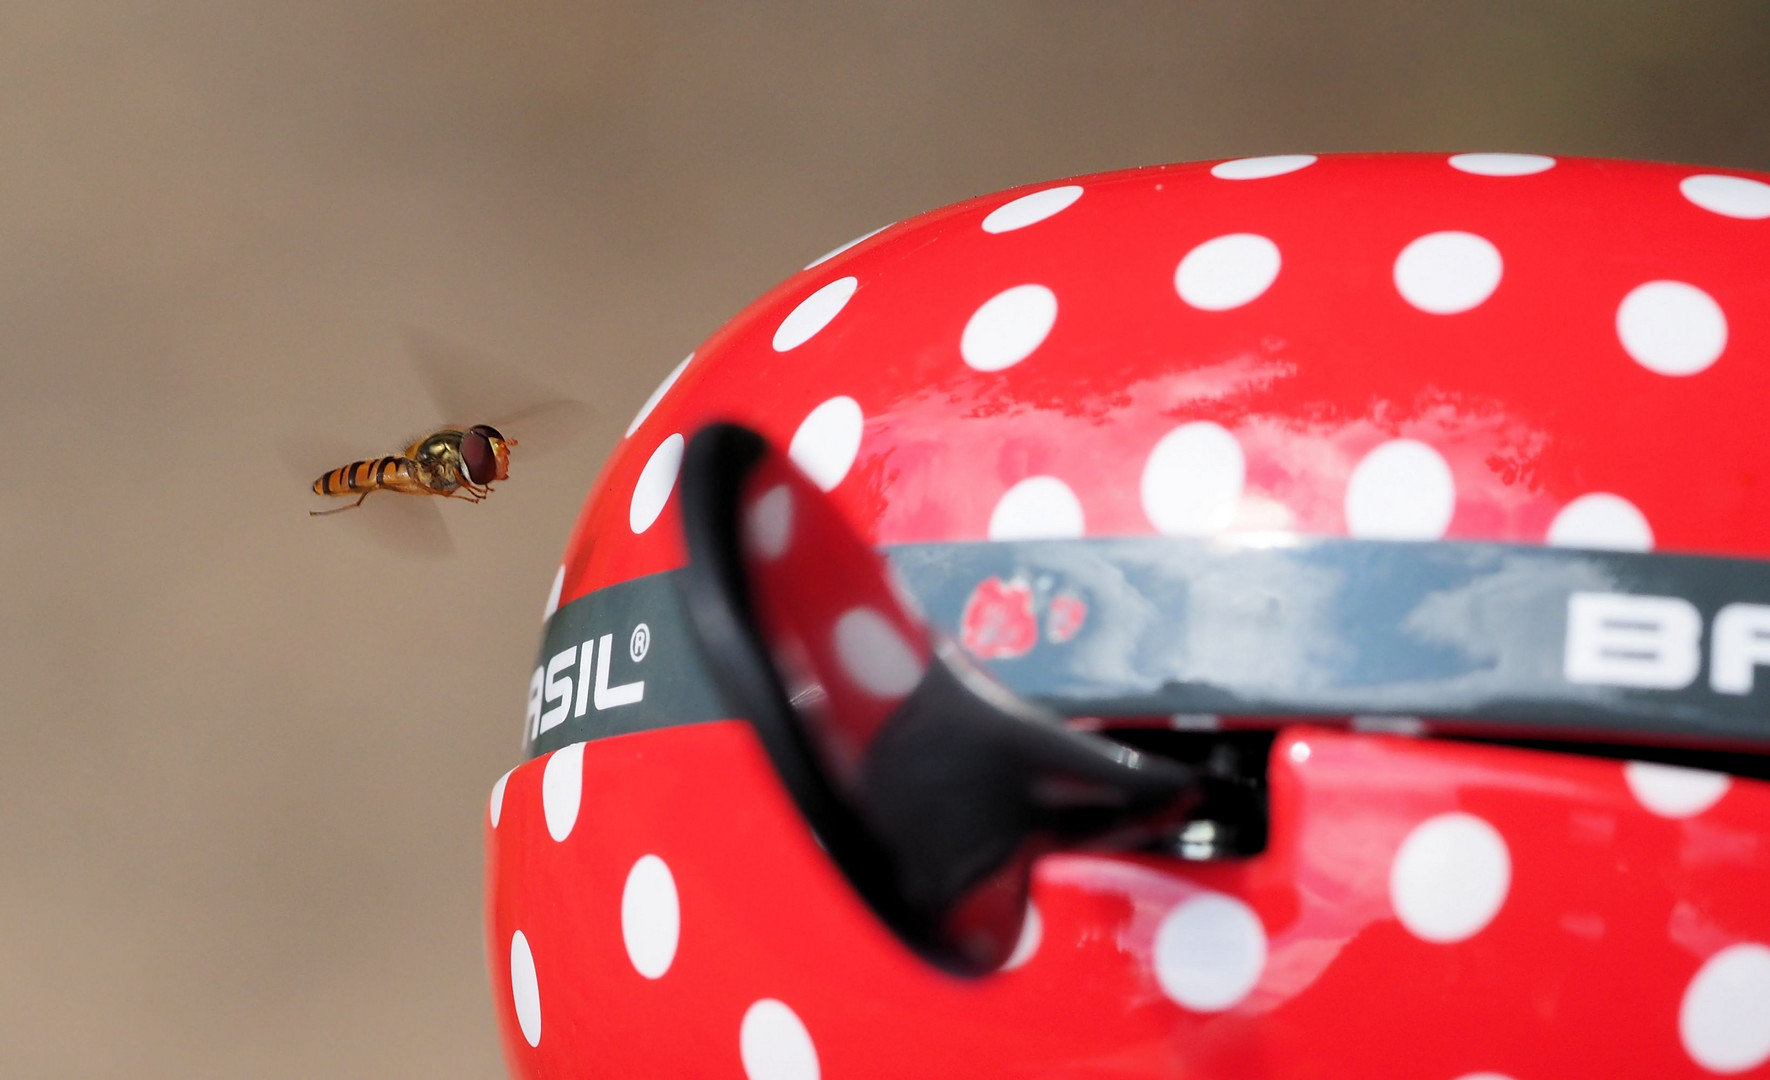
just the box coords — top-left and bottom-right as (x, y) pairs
(293, 328), (590, 553)
(309, 423), (514, 515)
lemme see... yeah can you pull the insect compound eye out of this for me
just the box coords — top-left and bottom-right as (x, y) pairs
(460, 429), (496, 486)
(470, 424), (505, 442)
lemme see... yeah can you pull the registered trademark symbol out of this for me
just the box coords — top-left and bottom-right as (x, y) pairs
(630, 623), (651, 663)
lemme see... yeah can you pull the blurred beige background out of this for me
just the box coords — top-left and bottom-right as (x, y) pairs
(2, 2), (1766, 1075)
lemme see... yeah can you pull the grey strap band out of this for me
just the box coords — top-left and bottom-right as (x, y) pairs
(525, 537), (1770, 759)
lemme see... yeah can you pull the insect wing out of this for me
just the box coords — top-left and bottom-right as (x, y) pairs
(343, 491), (454, 559)
(403, 327), (557, 427)
(403, 326), (592, 459)
(487, 399), (593, 461)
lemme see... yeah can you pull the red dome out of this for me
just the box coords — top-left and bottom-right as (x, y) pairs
(490, 154), (1770, 1079)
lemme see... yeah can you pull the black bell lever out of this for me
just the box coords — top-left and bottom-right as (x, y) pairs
(679, 423), (1202, 974)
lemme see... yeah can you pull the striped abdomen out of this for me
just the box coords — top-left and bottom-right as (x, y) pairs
(313, 456), (412, 497)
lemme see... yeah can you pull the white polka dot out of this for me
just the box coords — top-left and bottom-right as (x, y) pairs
(804, 225), (889, 270)
(541, 565), (565, 622)
(961, 284), (1058, 371)
(626, 354), (693, 437)
(833, 607), (924, 698)
(773, 277), (858, 352)
(1681, 174), (1770, 220)
(489, 769), (513, 828)
(1548, 493), (1654, 551)
(1681, 942), (1770, 1073)
(1289, 741), (1311, 764)
(1175, 233), (1282, 311)
(1394, 231), (1503, 314)
(788, 396), (864, 491)
(1617, 280), (1728, 376)
(746, 484), (793, 560)
(629, 433), (685, 534)
(621, 854), (680, 979)
(1210, 155), (1317, 180)
(510, 931), (542, 1048)
(1625, 761), (1731, 819)
(1140, 422), (1246, 536)
(740, 999), (820, 1080)
(541, 742), (585, 842)
(1344, 439), (1456, 540)
(982, 186), (1084, 233)
(1448, 153), (1556, 176)
(1153, 893), (1267, 1011)
(1001, 903), (1042, 971)
(988, 476), (1084, 540)
(1390, 812), (1511, 943)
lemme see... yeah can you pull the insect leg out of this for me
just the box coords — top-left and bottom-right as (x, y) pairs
(310, 491), (372, 517)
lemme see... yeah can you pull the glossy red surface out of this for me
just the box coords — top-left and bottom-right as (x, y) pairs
(739, 444), (932, 767)
(565, 153), (1770, 603)
(488, 723), (1770, 1077)
(496, 154), (1770, 1077)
